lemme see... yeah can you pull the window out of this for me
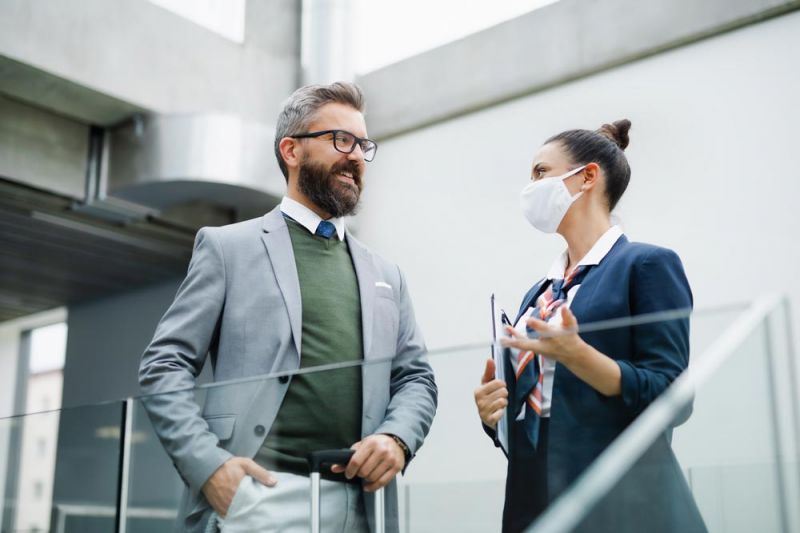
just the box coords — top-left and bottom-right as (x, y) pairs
(37, 437), (46, 458)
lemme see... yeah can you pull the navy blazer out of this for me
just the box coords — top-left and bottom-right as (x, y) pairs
(496, 235), (703, 531)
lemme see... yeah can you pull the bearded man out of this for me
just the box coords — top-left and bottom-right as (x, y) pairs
(139, 82), (437, 533)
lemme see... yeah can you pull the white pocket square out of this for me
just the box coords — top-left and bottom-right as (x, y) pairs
(375, 281), (392, 290)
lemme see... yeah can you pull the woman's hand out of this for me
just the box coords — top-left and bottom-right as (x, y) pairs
(500, 305), (587, 364)
(501, 306), (622, 396)
(473, 358), (508, 430)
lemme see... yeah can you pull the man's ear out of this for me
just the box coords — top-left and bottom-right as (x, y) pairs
(279, 137), (302, 171)
(581, 162), (601, 192)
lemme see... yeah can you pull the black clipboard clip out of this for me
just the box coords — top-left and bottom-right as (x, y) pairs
(500, 308), (512, 327)
(492, 293), (513, 341)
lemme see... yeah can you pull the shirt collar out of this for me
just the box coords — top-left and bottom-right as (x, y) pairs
(546, 225), (624, 280)
(280, 196), (346, 241)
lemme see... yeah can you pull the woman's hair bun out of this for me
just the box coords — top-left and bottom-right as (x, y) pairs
(596, 119), (631, 150)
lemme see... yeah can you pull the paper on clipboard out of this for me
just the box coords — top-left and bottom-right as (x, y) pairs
(490, 294), (510, 456)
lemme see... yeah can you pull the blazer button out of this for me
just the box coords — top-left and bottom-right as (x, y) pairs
(254, 425), (265, 436)
(278, 375), (289, 384)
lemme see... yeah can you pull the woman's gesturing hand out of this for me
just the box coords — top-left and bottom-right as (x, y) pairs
(500, 306), (622, 397)
(500, 306), (586, 365)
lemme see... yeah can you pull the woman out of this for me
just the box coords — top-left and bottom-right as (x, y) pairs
(474, 120), (705, 532)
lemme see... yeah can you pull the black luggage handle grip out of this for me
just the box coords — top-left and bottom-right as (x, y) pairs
(308, 449), (355, 473)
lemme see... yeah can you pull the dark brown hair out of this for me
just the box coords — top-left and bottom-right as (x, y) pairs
(546, 119), (632, 211)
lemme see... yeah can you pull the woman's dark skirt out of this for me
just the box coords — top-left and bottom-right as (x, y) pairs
(502, 418), (549, 533)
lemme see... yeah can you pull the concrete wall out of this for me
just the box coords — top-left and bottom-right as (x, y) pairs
(0, 0), (301, 124)
(356, 8), (800, 351)
(360, 0), (800, 139)
(0, 0), (301, 217)
(351, 8), (800, 530)
(0, 95), (89, 199)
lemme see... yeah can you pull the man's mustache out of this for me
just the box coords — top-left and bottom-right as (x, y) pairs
(330, 161), (363, 186)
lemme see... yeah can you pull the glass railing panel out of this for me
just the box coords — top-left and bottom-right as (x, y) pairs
(761, 299), (800, 532)
(1, 409), (62, 533)
(124, 305), (745, 533)
(0, 401), (124, 533)
(133, 369), (385, 531)
(125, 394), (183, 533)
(130, 378), (267, 532)
(129, 346), (459, 532)
(406, 306), (742, 533)
(414, 306), (740, 533)
(526, 297), (800, 533)
(51, 402), (125, 533)
(675, 319), (783, 532)
(396, 343), (505, 533)
(1, 303), (763, 532)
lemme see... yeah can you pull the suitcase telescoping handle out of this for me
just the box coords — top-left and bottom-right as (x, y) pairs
(308, 449), (355, 472)
(308, 449), (385, 533)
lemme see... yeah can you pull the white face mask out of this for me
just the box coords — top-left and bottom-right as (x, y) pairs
(520, 165), (586, 233)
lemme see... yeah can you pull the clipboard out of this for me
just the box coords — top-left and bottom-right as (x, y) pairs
(490, 294), (510, 456)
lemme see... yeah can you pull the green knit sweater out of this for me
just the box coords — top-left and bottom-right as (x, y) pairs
(255, 218), (363, 478)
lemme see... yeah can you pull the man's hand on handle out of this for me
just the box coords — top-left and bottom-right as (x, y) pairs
(331, 434), (406, 492)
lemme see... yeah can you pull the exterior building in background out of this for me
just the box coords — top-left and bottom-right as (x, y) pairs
(0, 317), (66, 531)
(0, 0), (798, 531)
(14, 369), (62, 532)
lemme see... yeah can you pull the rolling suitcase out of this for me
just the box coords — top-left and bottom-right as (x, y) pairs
(308, 449), (385, 533)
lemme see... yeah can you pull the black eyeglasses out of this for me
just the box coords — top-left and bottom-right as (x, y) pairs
(290, 129), (378, 162)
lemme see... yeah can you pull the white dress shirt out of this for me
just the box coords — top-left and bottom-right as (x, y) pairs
(279, 196), (346, 241)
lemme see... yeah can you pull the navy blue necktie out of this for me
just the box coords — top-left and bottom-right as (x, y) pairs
(315, 220), (337, 239)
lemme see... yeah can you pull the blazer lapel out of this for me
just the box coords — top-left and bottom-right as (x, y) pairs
(260, 207), (303, 359)
(346, 234), (376, 360)
(569, 235), (628, 320)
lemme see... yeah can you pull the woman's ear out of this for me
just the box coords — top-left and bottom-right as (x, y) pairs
(581, 162), (601, 191)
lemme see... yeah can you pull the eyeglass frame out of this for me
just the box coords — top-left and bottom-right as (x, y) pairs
(289, 129), (379, 162)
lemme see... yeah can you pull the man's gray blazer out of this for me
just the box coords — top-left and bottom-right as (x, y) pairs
(139, 206), (437, 533)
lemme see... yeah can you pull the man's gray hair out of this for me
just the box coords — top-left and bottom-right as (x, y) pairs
(274, 81), (365, 180)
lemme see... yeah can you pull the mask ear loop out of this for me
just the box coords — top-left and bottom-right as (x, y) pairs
(560, 164), (587, 181)
(561, 165), (588, 200)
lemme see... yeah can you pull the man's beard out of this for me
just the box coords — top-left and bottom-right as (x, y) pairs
(297, 156), (363, 217)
